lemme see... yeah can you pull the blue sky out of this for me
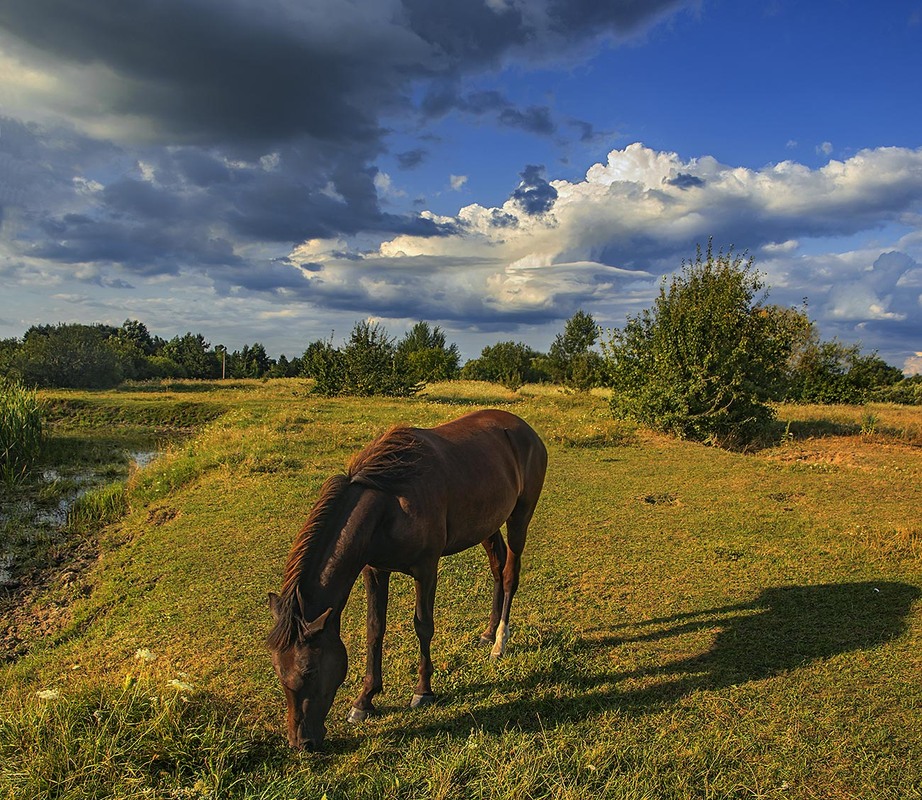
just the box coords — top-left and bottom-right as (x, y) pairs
(1, 0), (921, 372)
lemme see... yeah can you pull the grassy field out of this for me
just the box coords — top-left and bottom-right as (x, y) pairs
(1, 380), (920, 799)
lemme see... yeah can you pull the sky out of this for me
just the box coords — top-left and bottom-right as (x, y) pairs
(1, 0), (921, 373)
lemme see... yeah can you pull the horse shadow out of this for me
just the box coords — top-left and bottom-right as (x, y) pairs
(401, 580), (920, 738)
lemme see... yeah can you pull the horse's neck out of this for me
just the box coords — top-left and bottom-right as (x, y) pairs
(310, 485), (384, 614)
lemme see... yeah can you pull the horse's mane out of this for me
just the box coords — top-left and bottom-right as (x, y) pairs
(348, 425), (427, 493)
(267, 425), (427, 651)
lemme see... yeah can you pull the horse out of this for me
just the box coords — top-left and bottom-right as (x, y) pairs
(266, 409), (547, 751)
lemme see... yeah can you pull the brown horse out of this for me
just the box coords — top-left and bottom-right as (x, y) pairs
(267, 409), (547, 750)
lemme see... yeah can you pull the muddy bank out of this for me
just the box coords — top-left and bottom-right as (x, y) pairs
(0, 449), (158, 661)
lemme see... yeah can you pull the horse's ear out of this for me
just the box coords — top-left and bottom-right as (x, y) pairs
(268, 592), (282, 621)
(299, 607), (333, 640)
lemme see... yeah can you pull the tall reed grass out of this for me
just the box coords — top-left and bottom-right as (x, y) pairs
(67, 481), (128, 532)
(0, 378), (45, 487)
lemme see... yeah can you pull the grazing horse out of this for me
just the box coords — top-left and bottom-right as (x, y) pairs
(267, 409), (547, 751)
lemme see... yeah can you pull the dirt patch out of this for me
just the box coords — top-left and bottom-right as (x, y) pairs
(0, 532), (99, 662)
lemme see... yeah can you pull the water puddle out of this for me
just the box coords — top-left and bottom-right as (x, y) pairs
(0, 447), (160, 589)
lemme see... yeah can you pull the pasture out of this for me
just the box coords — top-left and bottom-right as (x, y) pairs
(1, 380), (920, 799)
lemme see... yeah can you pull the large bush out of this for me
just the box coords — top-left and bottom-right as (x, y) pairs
(785, 336), (904, 404)
(603, 243), (799, 445)
(306, 322), (419, 397)
(870, 374), (922, 405)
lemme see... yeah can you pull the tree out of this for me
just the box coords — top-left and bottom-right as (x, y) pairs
(786, 334), (903, 404)
(603, 242), (800, 445)
(161, 333), (220, 379)
(395, 322), (461, 384)
(544, 310), (603, 390)
(114, 319), (159, 356)
(341, 321), (418, 396)
(227, 343), (272, 378)
(301, 337), (346, 395)
(267, 353), (301, 378)
(13, 324), (123, 389)
(461, 341), (544, 390)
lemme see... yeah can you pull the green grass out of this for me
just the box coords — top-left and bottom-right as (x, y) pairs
(0, 379), (45, 487)
(1, 380), (921, 799)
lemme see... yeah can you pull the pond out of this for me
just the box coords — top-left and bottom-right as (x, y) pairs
(0, 447), (161, 590)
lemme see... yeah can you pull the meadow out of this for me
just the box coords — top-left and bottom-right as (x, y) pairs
(1, 379), (920, 799)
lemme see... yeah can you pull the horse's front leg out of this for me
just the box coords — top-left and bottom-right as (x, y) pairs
(410, 565), (438, 709)
(348, 566), (390, 723)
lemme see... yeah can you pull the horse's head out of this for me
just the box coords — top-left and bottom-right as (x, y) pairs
(267, 595), (347, 751)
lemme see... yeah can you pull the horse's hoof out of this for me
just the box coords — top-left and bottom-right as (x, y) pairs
(410, 693), (436, 709)
(475, 634), (493, 647)
(347, 706), (372, 724)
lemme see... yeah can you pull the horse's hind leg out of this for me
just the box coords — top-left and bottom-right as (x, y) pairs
(349, 566), (390, 723)
(491, 501), (536, 659)
(479, 531), (507, 646)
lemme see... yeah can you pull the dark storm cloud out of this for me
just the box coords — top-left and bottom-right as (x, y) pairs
(0, 0), (695, 295)
(171, 150), (232, 187)
(511, 165), (558, 215)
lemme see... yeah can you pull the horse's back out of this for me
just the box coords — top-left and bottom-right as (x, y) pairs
(421, 410), (546, 553)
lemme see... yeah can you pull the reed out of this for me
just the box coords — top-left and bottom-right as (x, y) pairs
(0, 378), (45, 487)
(67, 482), (129, 533)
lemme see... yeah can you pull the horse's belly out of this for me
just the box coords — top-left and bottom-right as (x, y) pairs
(441, 499), (516, 556)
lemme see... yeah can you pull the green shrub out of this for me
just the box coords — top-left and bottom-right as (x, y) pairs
(306, 322), (419, 397)
(0, 378), (45, 486)
(603, 242), (799, 446)
(395, 322), (461, 384)
(871, 376), (922, 405)
(786, 339), (903, 404)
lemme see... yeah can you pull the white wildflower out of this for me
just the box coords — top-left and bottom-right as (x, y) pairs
(168, 678), (194, 692)
(134, 648), (156, 662)
(36, 689), (61, 700)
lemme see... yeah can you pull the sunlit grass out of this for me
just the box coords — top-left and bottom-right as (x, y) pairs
(2, 382), (921, 799)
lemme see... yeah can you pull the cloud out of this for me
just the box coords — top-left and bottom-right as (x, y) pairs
(2, 2), (921, 365)
(664, 172), (705, 189)
(817, 141), (834, 156)
(511, 165), (558, 215)
(450, 174), (468, 191)
(281, 144), (922, 358)
(396, 149), (427, 169)
(0, 0), (699, 276)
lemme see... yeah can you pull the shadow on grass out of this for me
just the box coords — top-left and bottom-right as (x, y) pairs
(384, 581), (920, 741)
(780, 418), (861, 439)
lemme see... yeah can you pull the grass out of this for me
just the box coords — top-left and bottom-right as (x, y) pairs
(0, 380), (45, 488)
(1, 380), (921, 799)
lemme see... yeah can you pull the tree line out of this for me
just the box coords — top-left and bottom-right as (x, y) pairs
(0, 315), (603, 394)
(2, 243), (919, 447)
